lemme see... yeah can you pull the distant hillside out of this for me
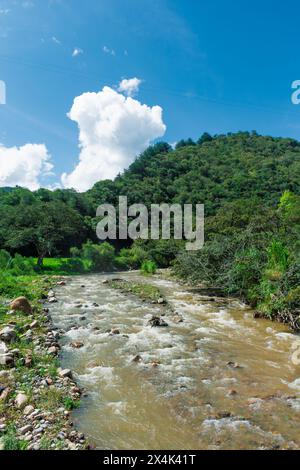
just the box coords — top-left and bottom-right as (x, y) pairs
(87, 131), (300, 215)
(1, 131), (300, 257)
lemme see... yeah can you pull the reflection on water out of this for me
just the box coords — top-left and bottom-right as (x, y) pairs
(49, 273), (300, 450)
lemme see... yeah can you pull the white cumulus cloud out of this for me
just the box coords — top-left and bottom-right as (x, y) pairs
(0, 143), (53, 190)
(118, 77), (142, 97)
(61, 85), (166, 191)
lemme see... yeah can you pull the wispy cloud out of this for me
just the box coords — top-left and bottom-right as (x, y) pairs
(103, 45), (115, 56)
(52, 36), (61, 45)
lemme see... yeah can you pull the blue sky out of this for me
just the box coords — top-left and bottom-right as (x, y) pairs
(0, 0), (299, 190)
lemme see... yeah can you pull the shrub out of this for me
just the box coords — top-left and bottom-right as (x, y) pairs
(10, 254), (35, 275)
(141, 260), (157, 275)
(82, 241), (115, 272)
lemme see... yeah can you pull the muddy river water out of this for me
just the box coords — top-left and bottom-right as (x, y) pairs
(49, 272), (300, 450)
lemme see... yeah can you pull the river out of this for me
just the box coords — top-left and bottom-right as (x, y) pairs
(48, 272), (300, 450)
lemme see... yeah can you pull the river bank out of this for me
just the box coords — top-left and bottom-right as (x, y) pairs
(0, 275), (90, 450)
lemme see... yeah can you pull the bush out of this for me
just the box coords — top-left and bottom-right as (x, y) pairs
(59, 258), (85, 273)
(82, 241), (115, 272)
(10, 254), (35, 275)
(141, 260), (157, 275)
(70, 246), (81, 258)
(117, 244), (148, 270)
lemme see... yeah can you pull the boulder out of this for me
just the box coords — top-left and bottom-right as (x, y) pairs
(148, 316), (168, 328)
(0, 326), (16, 344)
(10, 297), (32, 314)
(15, 393), (29, 409)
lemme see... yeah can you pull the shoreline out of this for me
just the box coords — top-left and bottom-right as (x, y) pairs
(0, 275), (90, 451)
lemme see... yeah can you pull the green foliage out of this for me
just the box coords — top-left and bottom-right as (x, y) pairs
(63, 397), (80, 411)
(141, 260), (157, 275)
(0, 249), (11, 270)
(115, 243), (148, 270)
(82, 241), (115, 272)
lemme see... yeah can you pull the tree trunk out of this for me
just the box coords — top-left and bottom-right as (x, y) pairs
(37, 255), (44, 268)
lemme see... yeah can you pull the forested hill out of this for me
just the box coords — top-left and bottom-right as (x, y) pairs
(89, 131), (300, 213)
(1, 131), (300, 258)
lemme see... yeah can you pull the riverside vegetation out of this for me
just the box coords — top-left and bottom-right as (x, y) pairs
(0, 131), (299, 329)
(0, 131), (300, 449)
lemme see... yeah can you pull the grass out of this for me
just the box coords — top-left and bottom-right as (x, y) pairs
(32, 257), (91, 275)
(108, 279), (164, 303)
(2, 425), (28, 451)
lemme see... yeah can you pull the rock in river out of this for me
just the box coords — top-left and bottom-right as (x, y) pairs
(148, 316), (169, 328)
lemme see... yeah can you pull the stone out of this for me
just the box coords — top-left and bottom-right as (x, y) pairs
(19, 424), (33, 435)
(57, 281), (66, 286)
(217, 411), (232, 419)
(23, 405), (35, 416)
(148, 316), (169, 328)
(10, 296), (32, 314)
(0, 424), (6, 433)
(110, 329), (120, 335)
(15, 393), (28, 409)
(25, 356), (33, 367)
(132, 355), (142, 363)
(58, 368), (73, 379)
(172, 315), (184, 324)
(227, 361), (243, 369)
(0, 354), (14, 367)
(0, 341), (8, 354)
(0, 326), (16, 344)
(157, 297), (166, 305)
(48, 297), (58, 304)
(0, 387), (10, 402)
(70, 341), (84, 349)
(47, 346), (58, 355)
(151, 361), (160, 368)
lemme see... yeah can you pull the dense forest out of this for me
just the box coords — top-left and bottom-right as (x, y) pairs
(1, 131), (300, 328)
